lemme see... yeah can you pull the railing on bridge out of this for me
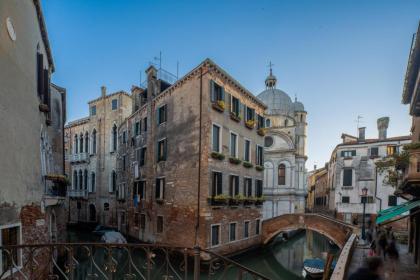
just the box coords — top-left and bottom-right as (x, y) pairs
(0, 243), (269, 280)
(330, 234), (358, 280)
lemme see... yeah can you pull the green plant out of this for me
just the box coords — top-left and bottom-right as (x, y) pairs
(212, 194), (230, 201)
(375, 150), (409, 188)
(255, 165), (264, 171)
(217, 100), (225, 109)
(229, 157), (242, 164)
(243, 161), (253, 168)
(230, 112), (241, 121)
(211, 152), (225, 160)
(245, 119), (255, 128)
(257, 128), (266, 136)
(403, 142), (420, 151)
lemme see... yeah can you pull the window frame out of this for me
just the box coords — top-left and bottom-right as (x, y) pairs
(343, 169), (353, 187)
(90, 105), (96, 116)
(230, 95), (240, 116)
(243, 177), (252, 197)
(255, 219), (261, 235)
(341, 196), (350, 203)
(229, 131), (238, 158)
(157, 104), (167, 125)
(111, 99), (118, 110)
(211, 171), (223, 197)
(256, 145), (264, 166)
(212, 123), (222, 153)
(243, 220), (250, 239)
(155, 177), (165, 200)
(229, 174), (240, 197)
(278, 164), (286, 185)
(210, 224), (221, 247)
(229, 222), (237, 242)
(244, 138), (251, 162)
(157, 138), (167, 162)
(157, 216), (164, 234)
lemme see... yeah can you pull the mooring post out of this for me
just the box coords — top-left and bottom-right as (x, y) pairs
(193, 246), (200, 280)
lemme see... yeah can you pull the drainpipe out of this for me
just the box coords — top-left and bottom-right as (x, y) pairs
(375, 167), (382, 212)
(195, 66), (204, 246)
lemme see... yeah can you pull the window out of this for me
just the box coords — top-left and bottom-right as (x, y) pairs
(73, 170), (77, 190)
(122, 155), (127, 171)
(155, 178), (165, 200)
(104, 203), (110, 211)
(370, 147), (379, 157)
(157, 216), (164, 233)
(134, 180), (146, 200)
(244, 178), (252, 197)
(134, 213), (139, 227)
(417, 161), (420, 173)
(112, 124), (117, 152)
(78, 170), (83, 190)
(342, 196), (350, 203)
(284, 119), (288, 127)
(387, 145), (397, 156)
(110, 170), (117, 192)
(117, 184), (126, 200)
(231, 95), (240, 116)
(229, 175), (239, 197)
(140, 147), (147, 166)
(388, 195), (397, 207)
(122, 131), (127, 144)
(1, 225), (21, 274)
(245, 106), (255, 122)
(256, 145), (263, 166)
(135, 121), (140, 136)
(343, 169), (352, 187)
(264, 136), (274, 148)
(157, 138), (167, 162)
(157, 105), (167, 125)
(111, 99), (118, 110)
(229, 223), (237, 242)
(91, 172), (96, 193)
(244, 139), (251, 162)
(257, 115), (265, 129)
(230, 132), (238, 157)
(212, 124), (221, 152)
(255, 180), (263, 197)
(265, 119), (271, 127)
(341, 150), (356, 157)
(244, 221), (249, 238)
(211, 81), (224, 102)
(211, 172), (223, 196)
(361, 196), (374, 203)
(74, 135), (79, 154)
(84, 169), (88, 190)
(90, 105), (96, 116)
(80, 135), (84, 153)
(278, 164), (286, 185)
(255, 219), (261, 235)
(140, 214), (146, 229)
(92, 129), (97, 154)
(143, 117), (148, 132)
(85, 132), (89, 153)
(211, 224), (221, 247)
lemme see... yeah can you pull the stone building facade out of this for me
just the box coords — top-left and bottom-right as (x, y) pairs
(306, 166), (329, 213)
(64, 88), (132, 227)
(116, 59), (266, 256)
(0, 0), (67, 276)
(329, 122), (409, 225)
(257, 68), (307, 219)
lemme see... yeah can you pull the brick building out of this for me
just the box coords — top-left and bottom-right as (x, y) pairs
(0, 0), (67, 276)
(306, 166), (330, 214)
(64, 88), (132, 226)
(116, 59), (266, 256)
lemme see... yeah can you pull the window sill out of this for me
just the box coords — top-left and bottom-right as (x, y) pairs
(212, 102), (225, 112)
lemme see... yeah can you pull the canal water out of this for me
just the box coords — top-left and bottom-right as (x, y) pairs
(66, 229), (338, 279)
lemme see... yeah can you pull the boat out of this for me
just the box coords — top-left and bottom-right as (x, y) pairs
(302, 258), (336, 279)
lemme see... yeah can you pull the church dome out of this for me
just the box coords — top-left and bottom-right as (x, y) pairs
(293, 100), (305, 112)
(257, 88), (294, 116)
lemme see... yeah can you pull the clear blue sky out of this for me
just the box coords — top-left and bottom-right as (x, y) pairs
(42, 0), (419, 169)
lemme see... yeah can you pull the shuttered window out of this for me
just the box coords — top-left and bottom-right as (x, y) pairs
(229, 175), (239, 197)
(157, 105), (167, 125)
(343, 169), (352, 186)
(157, 139), (167, 162)
(155, 178), (165, 200)
(211, 172), (223, 196)
(244, 178), (252, 197)
(210, 81), (224, 102)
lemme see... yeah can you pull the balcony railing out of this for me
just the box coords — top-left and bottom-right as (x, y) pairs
(69, 153), (90, 163)
(67, 189), (88, 198)
(0, 243), (269, 280)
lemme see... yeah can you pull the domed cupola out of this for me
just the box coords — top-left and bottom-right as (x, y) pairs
(265, 66), (277, 89)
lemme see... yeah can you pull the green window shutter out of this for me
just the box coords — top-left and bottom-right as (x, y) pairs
(226, 92), (231, 112)
(221, 87), (225, 101)
(210, 80), (215, 102)
(163, 139), (168, 160)
(164, 105), (167, 122)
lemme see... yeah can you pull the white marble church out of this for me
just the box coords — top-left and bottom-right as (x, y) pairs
(257, 67), (308, 219)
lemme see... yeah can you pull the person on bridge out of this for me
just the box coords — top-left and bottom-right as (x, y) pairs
(348, 256), (384, 280)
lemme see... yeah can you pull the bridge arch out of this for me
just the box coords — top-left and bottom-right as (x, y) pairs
(262, 213), (358, 248)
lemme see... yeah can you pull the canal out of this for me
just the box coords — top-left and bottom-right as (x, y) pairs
(66, 229), (338, 279)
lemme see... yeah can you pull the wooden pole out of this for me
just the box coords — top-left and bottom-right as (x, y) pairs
(322, 253), (334, 280)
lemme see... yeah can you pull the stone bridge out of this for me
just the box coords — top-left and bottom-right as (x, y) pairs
(262, 213), (359, 248)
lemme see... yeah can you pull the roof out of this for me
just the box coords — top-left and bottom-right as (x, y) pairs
(402, 21), (420, 104)
(88, 90), (130, 104)
(33, 0), (54, 72)
(336, 135), (411, 148)
(65, 116), (90, 128)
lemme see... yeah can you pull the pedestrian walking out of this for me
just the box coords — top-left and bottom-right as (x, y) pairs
(348, 256), (383, 280)
(386, 235), (399, 279)
(378, 230), (388, 260)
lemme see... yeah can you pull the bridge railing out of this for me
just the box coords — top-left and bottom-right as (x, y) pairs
(0, 243), (270, 280)
(330, 233), (358, 280)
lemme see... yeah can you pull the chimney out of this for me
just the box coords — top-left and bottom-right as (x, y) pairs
(377, 117), (389, 140)
(101, 86), (106, 98)
(314, 165), (317, 171)
(358, 127), (366, 142)
(145, 65), (158, 100)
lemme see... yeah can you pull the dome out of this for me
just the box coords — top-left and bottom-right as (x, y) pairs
(257, 88), (294, 116)
(293, 101), (305, 112)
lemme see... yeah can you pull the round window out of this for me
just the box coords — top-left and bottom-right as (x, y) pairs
(264, 136), (274, 147)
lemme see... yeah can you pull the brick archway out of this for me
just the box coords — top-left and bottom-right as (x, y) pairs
(262, 214), (358, 248)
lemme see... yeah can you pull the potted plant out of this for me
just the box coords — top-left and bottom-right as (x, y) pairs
(257, 128), (266, 136)
(245, 119), (255, 129)
(243, 161), (253, 168)
(230, 112), (241, 122)
(229, 157), (241, 165)
(211, 152), (225, 160)
(229, 194), (245, 206)
(255, 196), (265, 206)
(212, 100), (225, 112)
(208, 194), (229, 206)
(243, 196), (255, 205)
(255, 165), (264, 171)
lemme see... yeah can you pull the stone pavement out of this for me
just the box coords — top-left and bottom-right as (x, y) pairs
(347, 243), (419, 279)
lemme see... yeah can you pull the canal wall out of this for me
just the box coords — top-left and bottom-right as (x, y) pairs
(330, 233), (357, 280)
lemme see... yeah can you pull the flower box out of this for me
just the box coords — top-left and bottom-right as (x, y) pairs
(156, 198), (164, 205)
(257, 128), (266, 136)
(208, 194), (229, 206)
(212, 100), (225, 112)
(255, 196), (265, 206)
(230, 112), (241, 122)
(255, 165), (264, 171)
(228, 198), (241, 206)
(229, 157), (241, 165)
(245, 119), (255, 129)
(39, 103), (50, 113)
(243, 198), (255, 205)
(211, 152), (225, 160)
(243, 161), (253, 168)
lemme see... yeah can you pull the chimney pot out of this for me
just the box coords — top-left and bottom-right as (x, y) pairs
(101, 86), (106, 97)
(358, 127), (366, 142)
(377, 117), (389, 140)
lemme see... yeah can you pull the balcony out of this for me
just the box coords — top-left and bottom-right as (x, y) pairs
(69, 153), (90, 164)
(400, 148), (420, 196)
(67, 189), (88, 199)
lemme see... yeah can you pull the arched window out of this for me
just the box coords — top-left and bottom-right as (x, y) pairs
(284, 119), (288, 127)
(85, 132), (89, 154)
(92, 129), (97, 154)
(91, 172), (96, 193)
(74, 135), (78, 154)
(278, 164), (286, 185)
(84, 169), (88, 190)
(78, 170), (83, 190)
(112, 124), (117, 152)
(73, 170), (77, 189)
(111, 170), (117, 192)
(80, 134), (84, 153)
(265, 119), (271, 128)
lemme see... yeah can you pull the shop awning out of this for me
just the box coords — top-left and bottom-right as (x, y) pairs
(376, 199), (420, 225)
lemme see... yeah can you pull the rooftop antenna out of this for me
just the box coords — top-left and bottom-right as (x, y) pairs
(267, 61), (274, 75)
(139, 71), (142, 86)
(355, 115), (363, 135)
(176, 61), (179, 79)
(154, 51), (162, 70)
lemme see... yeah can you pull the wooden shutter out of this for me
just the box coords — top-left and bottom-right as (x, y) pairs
(210, 80), (215, 102)
(226, 92), (231, 112)
(37, 53), (44, 98)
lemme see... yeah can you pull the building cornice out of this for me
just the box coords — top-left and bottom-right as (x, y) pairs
(33, 0), (54, 72)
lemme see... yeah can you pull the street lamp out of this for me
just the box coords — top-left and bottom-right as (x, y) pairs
(361, 187), (368, 241)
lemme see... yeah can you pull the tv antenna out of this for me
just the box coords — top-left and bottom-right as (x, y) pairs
(355, 115), (363, 135)
(153, 51), (162, 70)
